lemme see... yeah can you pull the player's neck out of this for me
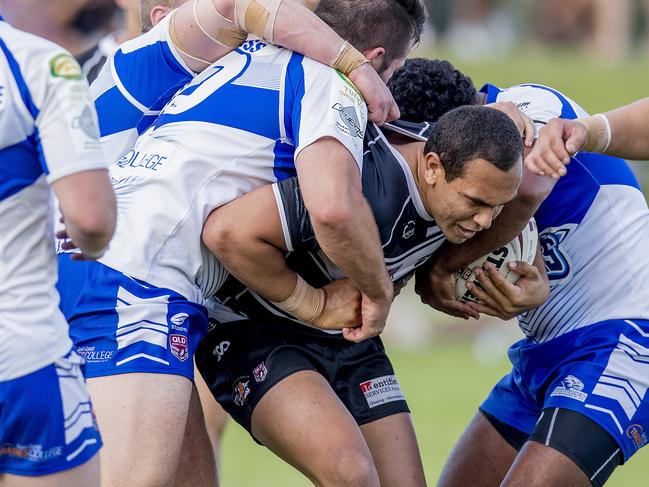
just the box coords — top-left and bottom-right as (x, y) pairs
(394, 142), (432, 214)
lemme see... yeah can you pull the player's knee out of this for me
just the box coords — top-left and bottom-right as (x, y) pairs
(320, 448), (379, 487)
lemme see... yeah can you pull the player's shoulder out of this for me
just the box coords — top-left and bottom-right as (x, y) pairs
(485, 83), (587, 120)
(0, 23), (84, 102)
(1, 23), (78, 72)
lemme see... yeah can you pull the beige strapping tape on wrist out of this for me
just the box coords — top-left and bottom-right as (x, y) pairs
(272, 275), (325, 323)
(330, 41), (370, 77)
(195, 0), (247, 49)
(581, 114), (612, 153)
(234, 0), (281, 44)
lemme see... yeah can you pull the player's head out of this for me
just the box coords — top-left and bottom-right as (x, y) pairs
(140, 0), (186, 32)
(314, 0), (428, 81)
(419, 106), (522, 244)
(387, 57), (478, 122)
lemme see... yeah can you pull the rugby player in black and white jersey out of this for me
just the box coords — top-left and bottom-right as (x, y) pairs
(191, 106), (541, 486)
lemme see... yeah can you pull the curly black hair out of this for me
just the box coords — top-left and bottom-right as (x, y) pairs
(387, 58), (478, 123)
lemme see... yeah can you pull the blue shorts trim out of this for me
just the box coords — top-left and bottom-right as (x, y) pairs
(0, 351), (102, 476)
(481, 319), (649, 461)
(57, 254), (208, 380)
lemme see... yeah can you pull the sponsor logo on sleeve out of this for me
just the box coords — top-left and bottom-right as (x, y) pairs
(71, 105), (99, 139)
(359, 375), (405, 408)
(550, 375), (588, 402)
(49, 54), (83, 80)
(332, 103), (364, 139)
(169, 334), (189, 362)
(626, 424), (648, 450)
(233, 377), (250, 406)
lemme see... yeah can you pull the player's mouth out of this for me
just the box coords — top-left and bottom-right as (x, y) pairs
(456, 224), (477, 240)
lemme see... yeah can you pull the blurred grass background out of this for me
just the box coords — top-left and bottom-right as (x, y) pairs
(219, 52), (649, 486)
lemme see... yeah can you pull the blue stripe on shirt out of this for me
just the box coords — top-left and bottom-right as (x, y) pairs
(0, 37), (39, 120)
(112, 40), (193, 110)
(284, 53), (305, 147)
(0, 137), (45, 200)
(95, 85), (147, 137)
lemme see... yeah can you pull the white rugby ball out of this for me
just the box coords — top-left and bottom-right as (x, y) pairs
(455, 218), (538, 304)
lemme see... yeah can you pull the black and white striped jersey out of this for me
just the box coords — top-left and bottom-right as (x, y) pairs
(213, 121), (446, 330)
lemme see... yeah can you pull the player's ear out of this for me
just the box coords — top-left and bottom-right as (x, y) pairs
(363, 47), (385, 74)
(424, 152), (444, 186)
(150, 6), (172, 27)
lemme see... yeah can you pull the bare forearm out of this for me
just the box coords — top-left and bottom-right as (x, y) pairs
(210, 235), (297, 302)
(605, 98), (649, 159)
(312, 197), (392, 302)
(272, 0), (341, 66)
(173, 0), (342, 72)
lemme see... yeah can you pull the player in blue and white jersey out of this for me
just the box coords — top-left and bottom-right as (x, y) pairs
(191, 106), (524, 486)
(389, 59), (649, 486)
(91, 0), (405, 163)
(56, 2), (428, 484)
(0, 14), (116, 485)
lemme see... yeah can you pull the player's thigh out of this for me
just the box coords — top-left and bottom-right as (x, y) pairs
(502, 441), (591, 487)
(0, 456), (100, 487)
(87, 373), (192, 486)
(505, 408), (623, 487)
(360, 412), (426, 487)
(438, 411), (519, 487)
(194, 365), (229, 449)
(251, 370), (380, 487)
(174, 383), (218, 487)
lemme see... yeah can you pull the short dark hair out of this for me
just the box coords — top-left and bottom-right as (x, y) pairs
(315, 0), (428, 72)
(387, 58), (477, 122)
(425, 105), (522, 182)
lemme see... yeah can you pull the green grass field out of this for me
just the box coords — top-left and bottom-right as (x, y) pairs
(219, 52), (649, 485)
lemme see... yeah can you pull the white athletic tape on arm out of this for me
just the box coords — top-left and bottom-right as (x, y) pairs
(581, 113), (612, 153)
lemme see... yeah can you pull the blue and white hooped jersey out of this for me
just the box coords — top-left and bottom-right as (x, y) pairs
(482, 83), (649, 343)
(98, 40), (367, 304)
(90, 13), (195, 162)
(0, 18), (108, 381)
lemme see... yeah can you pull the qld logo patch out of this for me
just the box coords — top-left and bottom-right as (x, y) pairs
(550, 375), (588, 402)
(253, 362), (268, 382)
(169, 334), (188, 362)
(359, 375), (405, 408)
